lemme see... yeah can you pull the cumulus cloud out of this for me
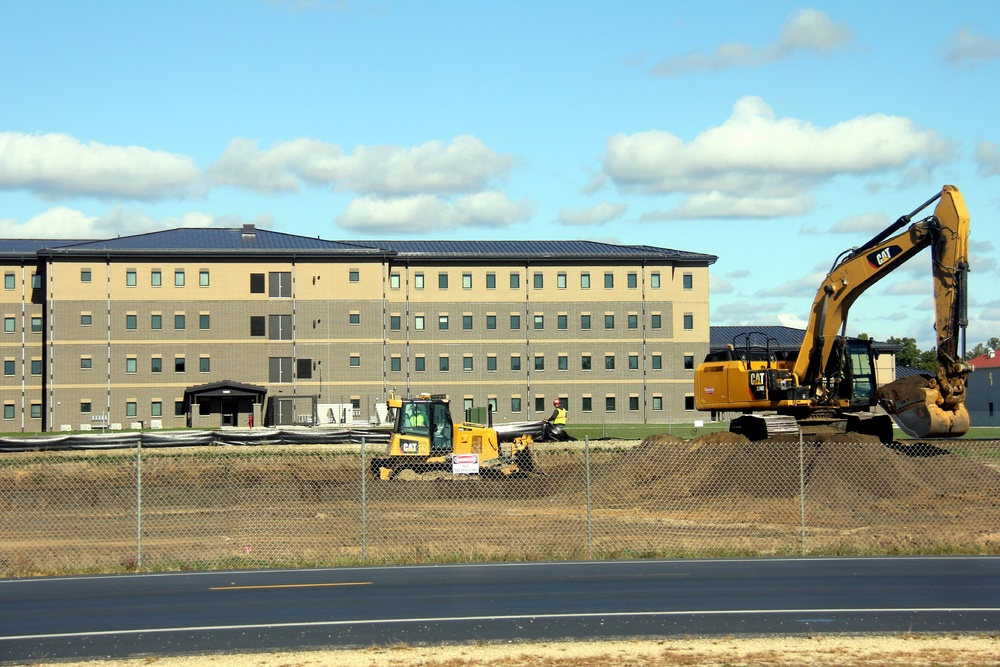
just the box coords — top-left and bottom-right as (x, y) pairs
(713, 299), (786, 322)
(945, 27), (1000, 67)
(709, 275), (733, 295)
(829, 212), (889, 234)
(603, 96), (952, 219)
(976, 141), (1000, 177)
(558, 202), (627, 226)
(884, 279), (932, 296)
(0, 132), (203, 200)
(755, 272), (826, 299)
(336, 192), (531, 233)
(651, 8), (853, 76)
(0, 206), (260, 239)
(209, 135), (514, 196)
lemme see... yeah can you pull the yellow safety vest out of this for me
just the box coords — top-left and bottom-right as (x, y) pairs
(554, 407), (567, 425)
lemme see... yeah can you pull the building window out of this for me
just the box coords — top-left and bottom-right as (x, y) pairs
(628, 314), (638, 329)
(175, 357), (186, 373)
(349, 312), (360, 325)
(652, 354), (662, 370)
(31, 403), (42, 419)
(627, 273), (637, 289)
(81, 269), (91, 283)
(534, 314), (544, 330)
(605, 396), (616, 412)
(390, 356), (402, 372)
(250, 316), (265, 337)
(651, 314), (661, 329)
(349, 269), (360, 282)
(534, 396), (546, 413)
(414, 315), (425, 331)
(31, 273), (41, 289)
(511, 397), (522, 413)
(269, 314), (292, 340)
(463, 315), (473, 330)
(152, 270), (162, 287)
(199, 270), (210, 287)
(534, 355), (544, 371)
(3, 404), (13, 420)
(439, 356), (450, 372)
(151, 358), (162, 373)
(438, 272), (448, 289)
(349, 354), (360, 368)
(533, 273), (543, 289)
(269, 272), (291, 297)
(557, 272), (567, 289)
(487, 356), (497, 371)
(250, 273), (265, 293)
(652, 396), (663, 411)
(604, 272), (614, 288)
(628, 354), (639, 370)
(463, 356), (473, 371)
(174, 270), (185, 287)
(581, 273), (591, 289)
(557, 314), (567, 330)
(605, 354), (615, 370)
(30, 359), (42, 375)
(81, 401), (92, 414)
(509, 272), (520, 289)
(4, 317), (15, 333)
(81, 313), (92, 326)
(126, 358), (137, 374)
(269, 357), (292, 382)
(414, 356), (426, 372)
(126, 402), (137, 417)
(486, 273), (496, 289)
(582, 397), (592, 412)
(629, 396), (640, 411)
(126, 314), (137, 330)
(581, 354), (591, 371)
(174, 314), (185, 330)
(486, 315), (496, 330)
(200, 357), (210, 373)
(684, 395), (695, 411)
(3, 360), (13, 376)
(390, 315), (401, 331)
(510, 314), (520, 330)
(414, 272), (425, 289)
(462, 273), (472, 289)
(297, 359), (312, 379)
(651, 272), (661, 288)
(684, 314), (694, 330)
(510, 355), (521, 371)
(581, 314), (591, 330)
(438, 315), (449, 331)
(683, 273), (693, 290)
(684, 354), (694, 370)
(604, 314), (614, 330)
(558, 354), (568, 371)
(81, 357), (92, 369)
(126, 270), (137, 287)
(199, 314), (210, 330)
(390, 273), (400, 289)
(4, 273), (14, 290)
(30, 316), (42, 333)
(151, 401), (162, 417)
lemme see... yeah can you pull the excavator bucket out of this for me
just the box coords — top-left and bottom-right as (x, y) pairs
(876, 375), (970, 439)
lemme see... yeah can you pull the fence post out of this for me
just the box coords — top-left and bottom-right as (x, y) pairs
(799, 431), (806, 556)
(585, 435), (592, 560)
(136, 440), (143, 569)
(361, 437), (367, 563)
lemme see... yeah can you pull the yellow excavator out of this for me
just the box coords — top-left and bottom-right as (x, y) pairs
(695, 185), (973, 441)
(370, 394), (538, 479)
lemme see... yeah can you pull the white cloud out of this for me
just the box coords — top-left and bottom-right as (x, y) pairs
(755, 272), (826, 298)
(709, 275), (733, 295)
(209, 135), (513, 196)
(336, 192), (531, 233)
(884, 279), (931, 296)
(829, 212), (888, 234)
(0, 206), (260, 239)
(776, 313), (809, 329)
(0, 132), (203, 200)
(976, 141), (1000, 177)
(945, 27), (1000, 67)
(651, 9), (853, 76)
(559, 202), (627, 226)
(712, 299), (786, 324)
(603, 96), (952, 220)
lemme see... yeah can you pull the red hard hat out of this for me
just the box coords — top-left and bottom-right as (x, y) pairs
(553, 399), (560, 406)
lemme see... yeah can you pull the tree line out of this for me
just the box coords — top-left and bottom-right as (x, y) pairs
(881, 336), (1000, 373)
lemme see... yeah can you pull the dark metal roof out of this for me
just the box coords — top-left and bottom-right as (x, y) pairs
(365, 240), (717, 264)
(0, 240), (83, 257)
(38, 227), (385, 257)
(184, 380), (268, 399)
(710, 325), (897, 354)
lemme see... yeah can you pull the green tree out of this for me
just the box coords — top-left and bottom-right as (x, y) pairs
(968, 337), (1000, 358)
(886, 336), (921, 367)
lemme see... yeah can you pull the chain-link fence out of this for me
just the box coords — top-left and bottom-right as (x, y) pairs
(2, 433), (998, 576)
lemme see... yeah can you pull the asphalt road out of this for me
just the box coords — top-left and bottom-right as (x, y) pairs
(2, 557), (999, 664)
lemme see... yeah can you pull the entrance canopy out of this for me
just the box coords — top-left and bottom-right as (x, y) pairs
(184, 380), (267, 403)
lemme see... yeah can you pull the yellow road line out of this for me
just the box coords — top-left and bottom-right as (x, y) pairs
(211, 582), (372, 591)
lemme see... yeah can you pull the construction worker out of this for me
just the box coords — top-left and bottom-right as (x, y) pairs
(545, 399), (568, 439)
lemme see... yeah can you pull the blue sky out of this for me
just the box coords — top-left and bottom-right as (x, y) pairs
(1, 1), (998, 351)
